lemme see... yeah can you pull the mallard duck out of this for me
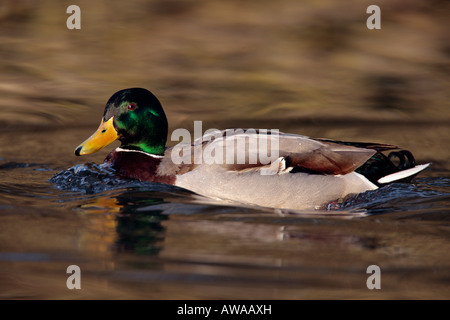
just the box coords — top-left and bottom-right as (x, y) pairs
(75, 88), (429, 210)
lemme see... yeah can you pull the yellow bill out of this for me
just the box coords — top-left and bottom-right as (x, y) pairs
(75, 117), (119, 156)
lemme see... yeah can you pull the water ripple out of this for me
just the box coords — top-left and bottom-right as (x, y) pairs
(337, 177), (450, 216)
(49, 163), (182, 195)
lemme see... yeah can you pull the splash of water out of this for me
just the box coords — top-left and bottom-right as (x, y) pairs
(49, 163), (147, 194)
(328, 177), (450, 215)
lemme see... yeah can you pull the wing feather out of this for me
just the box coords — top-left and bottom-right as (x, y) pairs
(163, 130), (377, 175)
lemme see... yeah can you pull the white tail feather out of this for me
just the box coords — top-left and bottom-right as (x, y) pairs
(377, 163), (431, 184)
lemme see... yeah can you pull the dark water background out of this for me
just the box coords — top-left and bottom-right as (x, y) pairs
(0, 0), (449, 299)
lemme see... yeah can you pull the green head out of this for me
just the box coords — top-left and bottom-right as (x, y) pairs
(75, 88), (168, 156)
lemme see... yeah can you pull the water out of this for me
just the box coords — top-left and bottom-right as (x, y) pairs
(0, 0), (449, 300)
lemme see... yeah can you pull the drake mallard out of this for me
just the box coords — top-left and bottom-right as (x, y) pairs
(75, 88), (429, 210)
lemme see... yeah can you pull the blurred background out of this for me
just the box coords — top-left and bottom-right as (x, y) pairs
(0, 0), (449, 300)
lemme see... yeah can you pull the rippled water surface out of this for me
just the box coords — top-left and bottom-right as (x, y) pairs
(0, 0), (449, 299)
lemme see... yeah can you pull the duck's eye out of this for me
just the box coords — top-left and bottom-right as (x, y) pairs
(127, 103), (137, 110)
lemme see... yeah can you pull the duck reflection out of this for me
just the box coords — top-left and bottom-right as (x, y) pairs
(76, 187), (379, 269)
(115, 194), (167, 255)
(78, 190), (169, 257)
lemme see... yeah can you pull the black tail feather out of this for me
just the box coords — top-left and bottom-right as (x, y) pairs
(357, 149), (417, 185)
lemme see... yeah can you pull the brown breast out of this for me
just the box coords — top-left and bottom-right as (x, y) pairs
(105, 149), (176, 184)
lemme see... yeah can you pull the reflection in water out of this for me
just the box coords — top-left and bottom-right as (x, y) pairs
(80, 192), (168, 256)
(52, 162), (450, 265)
(111, 193), (168, 255)
(0, 159), (448, 298)
(75, 186), (384, 263)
